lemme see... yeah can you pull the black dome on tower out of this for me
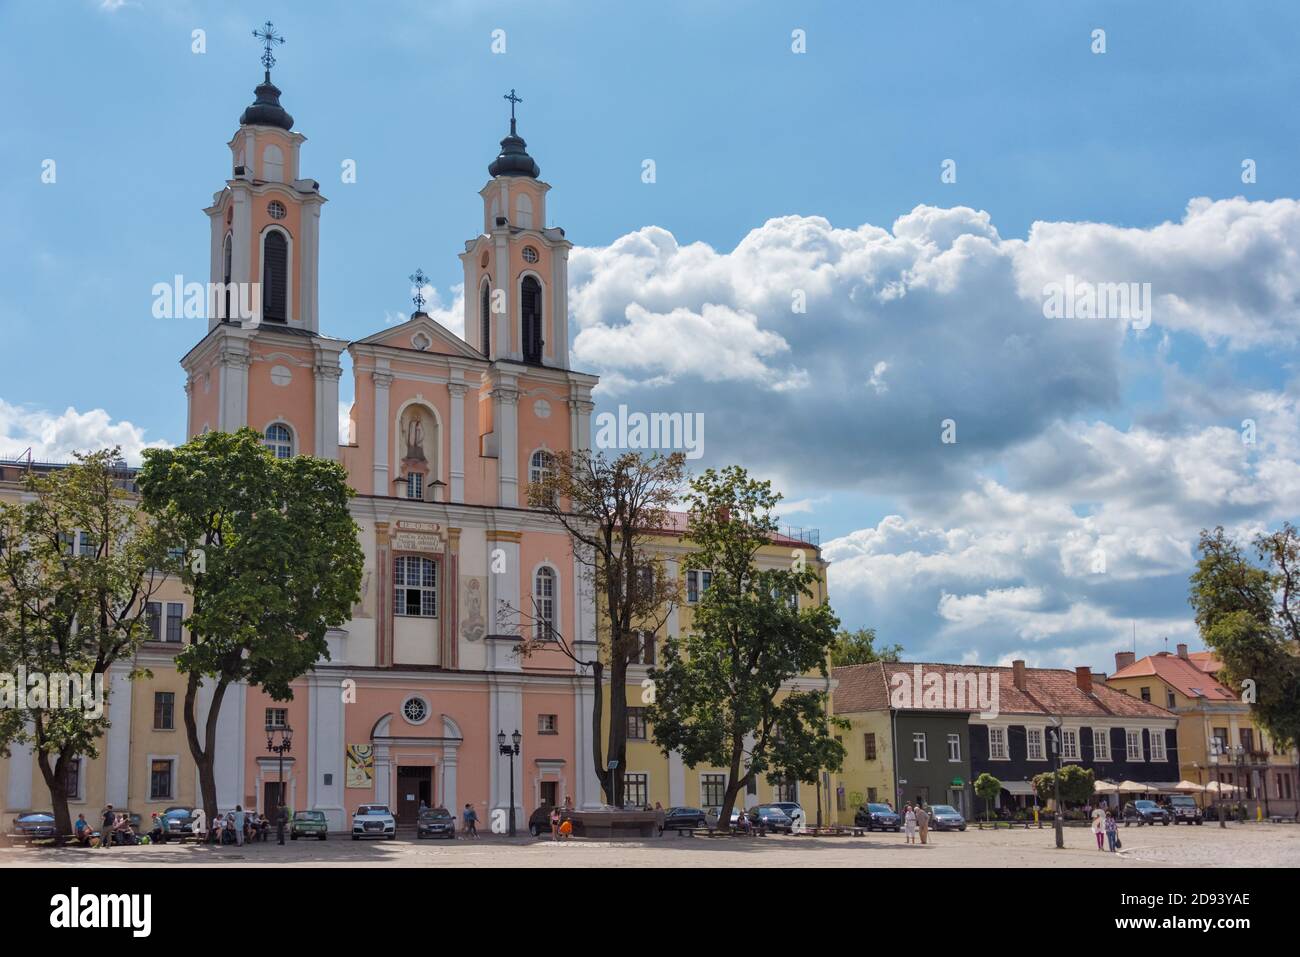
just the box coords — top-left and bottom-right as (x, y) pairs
(488, 117), (540, 179)
(240, 72), (295, 131)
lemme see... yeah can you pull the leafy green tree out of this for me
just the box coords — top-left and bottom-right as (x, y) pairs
(0, 450), (169, 842)
(1032, 764), (1094, 808)
(830, 626), (901, 667)
(973, 772), (1002, 823)
(647, 466), (845, 832)
(1190, 525), (1300, 752)
(137, 429), (362, 821)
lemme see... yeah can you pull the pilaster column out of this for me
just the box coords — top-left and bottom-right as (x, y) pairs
(447, 381), (467, 502)
(569, 397), (594, 453)
(314, 361), (342, 460)
(372, 370), (393, 495)
(217, 345), (251, 432)
(105, 666), (133, 807)
(375, 522), (392, 667)
(496, 386), (520, 507)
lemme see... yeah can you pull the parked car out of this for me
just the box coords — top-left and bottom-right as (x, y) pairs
(855, 803), (902, 831)
(10, 811), (57, 842)
(661, 806), (709, 831)
(527, 804), (571, 837)
(416, 807), (456, 839)
(159, 807), (198, 840)
(748, 804), (795, 834)
(351, 804), (396, 840)
(291, 809), (329, 840)
(1123, 799), (1170, 826)
(929, 804), (967, 831)
(1167, 795), (1203, 825)
(770, 802), (806, 830)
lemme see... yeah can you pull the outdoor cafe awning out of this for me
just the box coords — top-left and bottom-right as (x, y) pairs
(1000, 781), (1036, 796)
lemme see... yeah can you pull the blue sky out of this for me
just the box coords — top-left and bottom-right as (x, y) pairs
(4, 0), (1300, 669)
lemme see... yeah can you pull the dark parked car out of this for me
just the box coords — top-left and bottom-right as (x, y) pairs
(159, 807), (198, 840)
(527, 804), (571, 837)
(416, 807), (456, 839)
(747, 804), (795, 834)
(929, 804), (967, 831)
(1167, 795), (1203, 825)
(1123, 799), (1170, 826)
(10, 812), (57, 842)
(855, 803), (901, 831)
(661, 807), (709, 831)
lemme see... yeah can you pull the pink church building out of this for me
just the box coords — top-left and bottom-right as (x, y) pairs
(179, 63), (601, 830)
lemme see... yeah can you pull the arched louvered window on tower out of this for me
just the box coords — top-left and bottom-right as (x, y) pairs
(263, 230), (288, 322)
(480, 280), (491, 357)
(521, 275), (543, 363)
(222, 233), (234, 322)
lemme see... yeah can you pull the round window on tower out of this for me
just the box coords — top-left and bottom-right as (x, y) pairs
(402, 696), (429, 725)
(268, 201), (287, 220)
(521, 246), (539, 264)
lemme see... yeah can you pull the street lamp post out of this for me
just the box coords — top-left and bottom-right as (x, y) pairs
(1049, 727), (1063, 849)
(497, 729), (521, 837)
(1211, 746), (1226, 828)
(266, 723), (293, 816)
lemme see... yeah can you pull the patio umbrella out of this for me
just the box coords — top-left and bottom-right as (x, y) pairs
(1172, 780), (1205, 792)
(1117, 781), (1151, 793)
(1093, 780), (1120, 794)
(1205, 780), (1242, 795)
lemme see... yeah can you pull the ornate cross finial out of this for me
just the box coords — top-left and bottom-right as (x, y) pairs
(409, 269), (430, 312)
(504, 89), (523, 120)
(253, 20), (286, 75)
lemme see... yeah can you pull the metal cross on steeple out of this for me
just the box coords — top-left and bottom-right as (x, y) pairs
(409, 269), (430, 312)
(504, 89), (523, 121)
(253, 20), (286, 76)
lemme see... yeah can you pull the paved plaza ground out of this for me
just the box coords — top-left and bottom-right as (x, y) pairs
(3, 820), (1297, 868)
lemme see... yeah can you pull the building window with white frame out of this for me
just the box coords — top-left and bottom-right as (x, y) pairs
(394, 556), (437, 617)
(1150, 730), (1167, 762)
(626, 707), (648, 741)
(64, 758), (82, 800)
(1061, 728), (1080, 761)
(947, 733), (961, 762)
(150, 759), (175, 800)
(913, 732), (927, 761)
(263, 423), (293, 459)
(775, 777), (798, 802)
(165, 602), (184, 643)
(529, 450), (555, 505)
(538, 714), (557, 735)
(1126, 729), (1143, 761)
(533, 566), (555, 640)
(701, 773), (725, 809)
(624, 772), (647, 808)
(266, 707), (288, 730)
(1093, 727), (1111, 761)
(989, 727), (1008, 760)
(406, 472), (423, 501)
(1026, 727), (1045, 760)
(686, 569), (712, 603)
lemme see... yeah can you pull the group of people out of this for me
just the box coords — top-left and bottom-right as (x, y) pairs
(902, 802), (931, 844)
(548, 796), (576, 841)
(72, 803), (291, 848)
(1090, 806), (1122, 852)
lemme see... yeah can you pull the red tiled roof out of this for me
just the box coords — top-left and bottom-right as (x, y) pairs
(1110, 652), (1236, 701)
(832, 660), (1176, 719)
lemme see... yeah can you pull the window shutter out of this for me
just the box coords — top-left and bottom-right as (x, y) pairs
(264, 231), (288, 321)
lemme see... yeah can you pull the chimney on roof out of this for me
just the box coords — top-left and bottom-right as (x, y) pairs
(1115, 651), (1135, 671)
(1075, 666), (1093, 694)
(1176, 643), (1188, 659)
(1012, 660), (1026, 691)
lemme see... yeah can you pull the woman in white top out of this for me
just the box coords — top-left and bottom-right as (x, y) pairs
(903, 804), (918, 844)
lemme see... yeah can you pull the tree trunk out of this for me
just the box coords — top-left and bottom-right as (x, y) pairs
(589, 659), (610, 805)
(606, 652), (630, 807)
(36, 748), (74, 847)
(183, 670), (228, 821)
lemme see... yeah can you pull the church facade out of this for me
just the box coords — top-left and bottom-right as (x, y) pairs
(2, 59), (834, 832)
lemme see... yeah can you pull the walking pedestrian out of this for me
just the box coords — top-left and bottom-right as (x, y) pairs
(915, 803), (930, 845)
(462, 803), (478, 838)
(549, 805), (560, 841)
(275, 804), (287, 845)
(1105, 810), (1118, 852)
(1091, 805), (1106, 850)
(654, 801), (666, 836)
(101, 805), (115, 850)
(233, 804), (246, 846)
(903, 804), (917, 844)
